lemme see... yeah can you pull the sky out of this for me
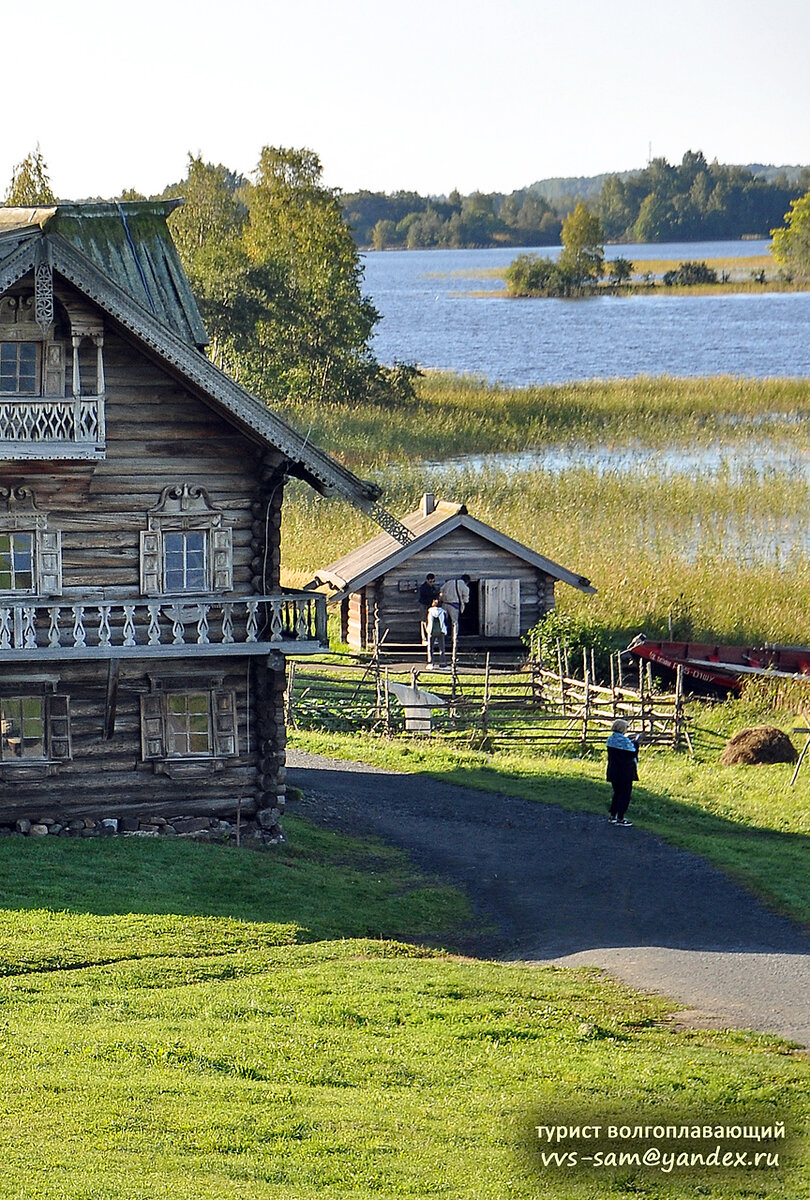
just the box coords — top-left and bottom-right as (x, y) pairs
(2, 0), (807, 202)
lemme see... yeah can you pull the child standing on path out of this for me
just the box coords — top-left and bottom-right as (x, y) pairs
(606, 719), (640, 826)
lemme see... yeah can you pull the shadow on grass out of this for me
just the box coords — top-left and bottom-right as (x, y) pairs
(0, 817), (476, 949)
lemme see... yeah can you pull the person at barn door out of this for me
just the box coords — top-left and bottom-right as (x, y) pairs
(440, 575), (470, 636)
(425, 598), (449, 667)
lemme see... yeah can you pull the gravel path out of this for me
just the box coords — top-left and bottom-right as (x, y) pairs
(287, 749), (810, 1047)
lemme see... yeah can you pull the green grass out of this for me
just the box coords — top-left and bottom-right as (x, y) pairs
(289, 716), (810, 929)
(0, 825), (807, 1198)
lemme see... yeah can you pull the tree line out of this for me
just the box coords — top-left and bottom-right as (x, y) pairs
(345, 151), (809, 249)
(4, 147), (415, 410)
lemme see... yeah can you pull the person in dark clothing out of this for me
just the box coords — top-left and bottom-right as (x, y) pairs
(606, 719), (640, 826)
(418, 573), (439, 621)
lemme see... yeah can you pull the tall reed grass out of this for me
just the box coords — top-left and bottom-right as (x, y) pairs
(280, 374), (810, 645)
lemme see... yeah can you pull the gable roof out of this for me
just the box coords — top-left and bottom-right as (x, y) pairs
(309, 500), (596, 596)
(0, 203), (380, 505)
(0, 202), (208, 348)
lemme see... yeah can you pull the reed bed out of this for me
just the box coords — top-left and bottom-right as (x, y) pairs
(279, 374), (810, 645)
(275, 374), (810, 468)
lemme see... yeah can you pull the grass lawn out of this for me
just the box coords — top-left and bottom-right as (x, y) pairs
(0, 816), (807, 1198)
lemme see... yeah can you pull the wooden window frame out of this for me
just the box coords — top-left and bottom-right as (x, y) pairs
(140, 685), (238, 767)
(0, 686), (71, 769)
(0, 488), (62, 598)
(140, 485), (232, 598)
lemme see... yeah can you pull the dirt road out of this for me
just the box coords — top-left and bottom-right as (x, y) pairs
(287, 749), (810, 1047)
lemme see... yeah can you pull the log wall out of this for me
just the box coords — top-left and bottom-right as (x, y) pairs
(0, 280), (291, 817)
(0, 656), (287, 822)
(345, 528), (557, 649)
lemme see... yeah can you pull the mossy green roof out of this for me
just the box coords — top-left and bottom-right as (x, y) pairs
(0, 201), (208, 348)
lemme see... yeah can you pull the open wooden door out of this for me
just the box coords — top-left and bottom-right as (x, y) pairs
(482, 578), (520, 636)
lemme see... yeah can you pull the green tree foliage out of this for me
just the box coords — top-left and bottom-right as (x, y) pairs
(242, 147), (381, 404)
(771, 189), (810, 281)
(166, 149), (397, 407)
(165, 157), (268, 376)
(504, 253), (567, 297)
(5, 147), (56, 206)
(662, 261), (718, 287)
(527, 609), (613, 679)
(342, 187), (561, 249)
(601, 151), (801, 243)
(608, 257), (633, 286)
(558, 203), (604, 287)
(341, 153), (805, 251)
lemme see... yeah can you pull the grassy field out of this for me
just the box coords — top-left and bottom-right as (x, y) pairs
(1, 823), (808, 1198)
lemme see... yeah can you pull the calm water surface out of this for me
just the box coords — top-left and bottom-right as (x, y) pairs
(362, 242), (810, 385)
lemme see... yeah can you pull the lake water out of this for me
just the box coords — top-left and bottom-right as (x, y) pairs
(362, 241), (810, 386)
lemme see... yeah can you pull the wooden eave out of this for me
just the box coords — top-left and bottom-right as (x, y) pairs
(0, 202), (208, 349)
(311, 509), (596, 597)
(0, 230), (380, 506)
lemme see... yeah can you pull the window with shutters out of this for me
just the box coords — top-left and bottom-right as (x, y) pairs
(0, 487), (61, 597)
(140, 484), (232, 596)
(0, 691), (71, 764)
(140, 687), (238, 763)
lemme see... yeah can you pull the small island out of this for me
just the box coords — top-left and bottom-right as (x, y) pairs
(503, 197), (810, 298)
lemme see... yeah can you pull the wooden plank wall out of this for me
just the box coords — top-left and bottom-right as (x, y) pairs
(0, 281), (291, 815)
(361, 528), (554, 646)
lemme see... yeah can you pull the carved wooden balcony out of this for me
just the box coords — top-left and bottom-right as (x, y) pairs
(0, 394), (106, 459)
(0, 592), (328, 661)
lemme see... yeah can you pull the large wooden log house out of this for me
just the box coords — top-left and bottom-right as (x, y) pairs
(0, 201), (386, 827)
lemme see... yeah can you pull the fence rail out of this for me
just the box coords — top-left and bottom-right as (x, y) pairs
(286, 650), (689, 751)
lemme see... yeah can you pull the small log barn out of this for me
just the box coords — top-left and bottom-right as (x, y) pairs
(0, 201), (388, 827)
(309, 493), (596, 651)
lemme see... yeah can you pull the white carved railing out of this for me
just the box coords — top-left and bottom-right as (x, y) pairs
(0, 395), (105, 457)
(0, 593), (328, 659)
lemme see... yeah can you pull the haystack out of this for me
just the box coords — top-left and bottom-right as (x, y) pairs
(719, 725), (797, 766)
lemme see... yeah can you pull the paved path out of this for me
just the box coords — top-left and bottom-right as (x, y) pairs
(287, 750), (810, 1047)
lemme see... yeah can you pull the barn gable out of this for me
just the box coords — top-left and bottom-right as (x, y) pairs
(310, 495), (595, 652)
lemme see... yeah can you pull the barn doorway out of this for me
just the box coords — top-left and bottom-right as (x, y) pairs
(459, 580), (480, 636)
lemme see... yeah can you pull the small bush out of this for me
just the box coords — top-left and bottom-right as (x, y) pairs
(527, 610), (613, 680)
(663, 260), (718, 287)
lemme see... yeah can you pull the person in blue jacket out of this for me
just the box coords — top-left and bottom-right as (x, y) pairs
(606, 719), (640, 826)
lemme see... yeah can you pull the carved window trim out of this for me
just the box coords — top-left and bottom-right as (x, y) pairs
(0, 677), (72, 773)
(0, 488), (62, 597)
(140, 485), (232, 597)
(139, 678), (238, 773)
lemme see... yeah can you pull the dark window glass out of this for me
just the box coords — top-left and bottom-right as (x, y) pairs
(0, 343), (38, 393)
(0, 531), (34, 591)
(164, 531), (207, 592)
(166, 692), (212, 757)
(0, 696), (45, 760)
